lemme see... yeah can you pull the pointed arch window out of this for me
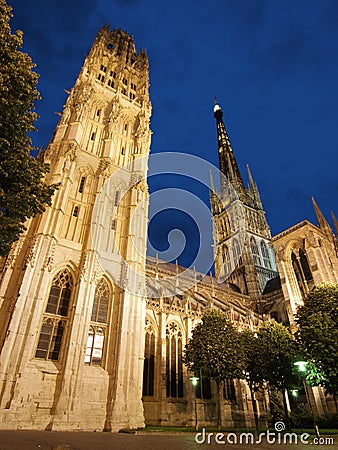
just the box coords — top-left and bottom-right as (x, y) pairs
(222, 213), (231, 237)
(196, 373), (212, 400)
(291, 249), (313, 297)
(292, 251), (306, 297)
(222, 246), (231, 276)
(166, 322), (183, 398)
(232, 238), (241, 267)
(299, 249), (313, 283)
(85, 278), (111, 366)
(35, 269), (73, 361)
(91, 279), (109, 323)
(78, 176), (86, 193)
(72, 205), (79, 217)
(114, 190), (120, 206)
(142, 319), (155, 397)
(260, 241), (272, 269)
(250, 237), (261, 266)
(85, 326), (105, 366)
(224, 379), (236, 402)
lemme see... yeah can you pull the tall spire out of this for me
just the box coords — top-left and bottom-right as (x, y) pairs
(213, 97), (246, 199)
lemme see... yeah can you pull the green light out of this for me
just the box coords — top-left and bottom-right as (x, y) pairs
(291, 389), (299, 397)
(190, 377), (199, 386)
(294, 361), (308, 373)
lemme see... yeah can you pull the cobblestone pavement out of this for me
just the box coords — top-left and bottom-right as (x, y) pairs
(0, 430), (336, 450)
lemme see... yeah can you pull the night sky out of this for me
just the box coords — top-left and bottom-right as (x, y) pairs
(8, 0), (338, 271)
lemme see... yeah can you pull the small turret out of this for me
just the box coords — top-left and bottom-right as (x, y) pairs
(312, 197), (335, 243)
(247, 164), (263, 210)
(331, 211), (338, 237)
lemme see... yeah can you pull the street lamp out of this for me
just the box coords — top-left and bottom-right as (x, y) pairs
(294, 361), (308, 373)
(290, 389), (299, 398)
(190, 376), (199, 431)
(294, 361), (320, 438)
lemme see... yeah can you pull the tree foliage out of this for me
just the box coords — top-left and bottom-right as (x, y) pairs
(0, 0), (57, 256)
(255, 321), (298, 393)
(240, 328), (265, 431)
(184, 309), (245, 384)
(240, 328), (263, 392)
(296, 283), (338, 397)
(254, 321), (299, 429)
(183, 310), (245, 428)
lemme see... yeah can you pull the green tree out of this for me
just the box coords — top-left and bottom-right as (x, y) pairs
(255, 321), (298, 430)
(183, 310), (245, 429)
(240, 329), (264, 432)
(296, 283), (338, 406)
(0, 0), (57, 256)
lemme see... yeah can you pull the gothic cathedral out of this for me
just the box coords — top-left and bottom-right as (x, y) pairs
(0, 26), (337, 431)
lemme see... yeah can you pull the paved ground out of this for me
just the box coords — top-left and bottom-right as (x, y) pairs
(0, 430), (336, 450)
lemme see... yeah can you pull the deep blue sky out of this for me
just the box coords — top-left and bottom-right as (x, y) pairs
(8, 0), (338, 270)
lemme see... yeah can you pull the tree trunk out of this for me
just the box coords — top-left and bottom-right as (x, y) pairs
(333, 393), (338, 412)
(215, 381), (224, 430)
(250, 385), (259, 433)
(282, 389), (291, 430)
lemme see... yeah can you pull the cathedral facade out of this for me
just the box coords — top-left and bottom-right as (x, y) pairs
(0, 26), (337, 431)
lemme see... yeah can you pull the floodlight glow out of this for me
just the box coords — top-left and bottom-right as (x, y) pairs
(294, 361), (308, 372)
(190, 377), (199, 386)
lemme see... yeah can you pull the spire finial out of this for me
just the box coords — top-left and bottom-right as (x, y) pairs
(247, 164), (254, 186)
(213, 94), (222, 115)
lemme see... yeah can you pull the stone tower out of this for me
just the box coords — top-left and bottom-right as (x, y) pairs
(0, 26), (151, 431)
(211, 98), (278, 298)
(272, 198), (338, 326)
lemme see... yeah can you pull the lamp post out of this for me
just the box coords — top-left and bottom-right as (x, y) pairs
(190, 376), (199, 431)
(294, 361), (320, 438)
